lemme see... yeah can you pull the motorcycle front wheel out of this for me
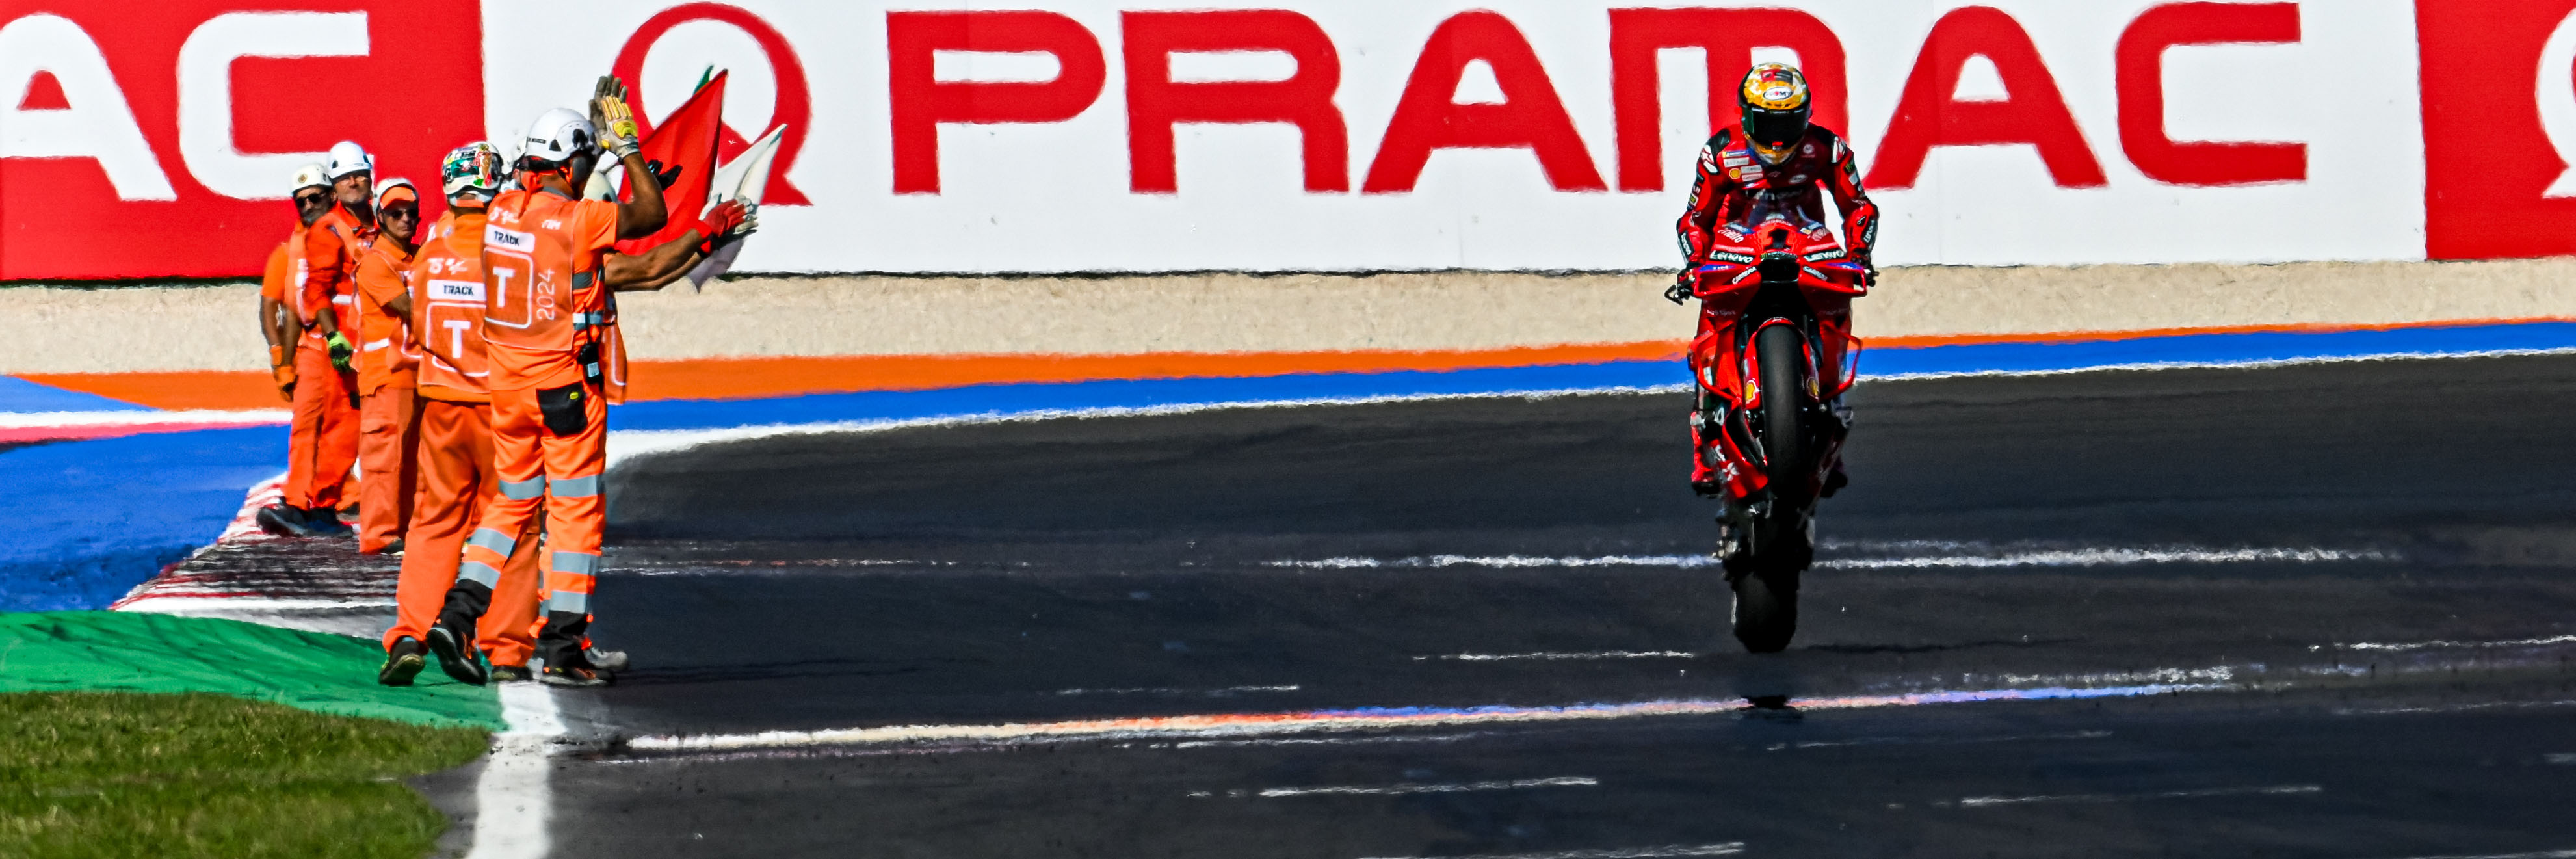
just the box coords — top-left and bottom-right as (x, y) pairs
(1730, 323), (1814, 653)
(1729, 561), (1799, 654)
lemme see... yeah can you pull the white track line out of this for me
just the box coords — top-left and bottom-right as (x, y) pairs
(1770, 729), (2111, 750)
(1269, 555), (1715, 570)
(1267, 546), (2385, 572)
(1869, 345), (2576, 382)
(625, 682), (2213, 753)
(1055, 685), (1300, 696)
(0, 408), (291, 429)
(1196, 776), (1597, 799)
(1358, 844), (1744, 859)
(2316, 634), (2576, 653)
(1420, 651), (1696, 662)
(466, 683), (563, 859)
(1951, 783), (2320, 808)
(603, 386), (1680, 467)
(118, 596), (397, 613)
(1820, 546), (2390, 569)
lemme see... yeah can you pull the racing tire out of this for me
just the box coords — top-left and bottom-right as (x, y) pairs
(1729, 566), (1798, 654)
(1754, 324), (1807, 494)
(1735, 324), (1813, 653)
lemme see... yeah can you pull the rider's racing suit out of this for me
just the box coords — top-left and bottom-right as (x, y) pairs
(1674, 124), (1879, 493)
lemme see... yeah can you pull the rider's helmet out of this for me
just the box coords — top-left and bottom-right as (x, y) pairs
(1739, 63), (1812, 165)
(441, 142), (505, 200)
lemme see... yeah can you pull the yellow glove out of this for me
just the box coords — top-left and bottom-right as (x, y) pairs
(592, 76), (641, 159)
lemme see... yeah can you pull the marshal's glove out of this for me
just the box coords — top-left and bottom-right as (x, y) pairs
(591, 76), (642, 160)
(325, 331), (354, 372)
(270, 345), (296, 401)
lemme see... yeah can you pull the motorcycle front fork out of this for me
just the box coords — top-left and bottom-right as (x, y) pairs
(1698, 390), (1852, 539)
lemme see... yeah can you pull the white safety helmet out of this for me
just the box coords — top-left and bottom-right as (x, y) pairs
(290, 163), (329, 194)
(519, 108), (598, 166)
(324, 141), (374, 179)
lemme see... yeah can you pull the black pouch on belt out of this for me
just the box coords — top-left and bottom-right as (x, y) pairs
(577, 340), (603, 388)
(536, 382), (589, 437)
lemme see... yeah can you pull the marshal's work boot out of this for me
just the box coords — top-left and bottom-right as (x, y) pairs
(539, 663), (613, 688)
(378, 637), (426, 686)
(257, 505), (350, 538)
(488, 663), (533, 683)
(424, 622), (487, 686)
(583, 646), (629, 673)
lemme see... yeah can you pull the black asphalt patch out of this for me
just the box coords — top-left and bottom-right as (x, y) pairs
(220, 354), (2576, 856)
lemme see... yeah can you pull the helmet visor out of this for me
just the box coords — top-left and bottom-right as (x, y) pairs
(1742, 104), (1810, 152)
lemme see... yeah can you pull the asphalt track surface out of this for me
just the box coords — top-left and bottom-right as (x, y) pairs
(533, 354), (2576, 857)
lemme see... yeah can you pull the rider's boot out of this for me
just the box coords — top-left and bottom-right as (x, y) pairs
(1690, 406), (1731, 497)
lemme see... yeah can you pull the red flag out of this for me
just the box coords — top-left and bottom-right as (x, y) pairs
(616, 71), (727, 256)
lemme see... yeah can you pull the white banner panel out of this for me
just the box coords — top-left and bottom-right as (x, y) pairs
(481, 1), (2425, 273)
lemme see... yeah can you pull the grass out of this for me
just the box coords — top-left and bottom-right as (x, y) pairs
(0, 691), (488, 859)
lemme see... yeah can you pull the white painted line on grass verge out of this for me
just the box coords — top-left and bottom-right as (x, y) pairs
(466, 683), (564, 859)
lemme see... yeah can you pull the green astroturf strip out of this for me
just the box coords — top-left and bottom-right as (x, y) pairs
(0, 691), (488, 859)
(0, 611), (502, 730)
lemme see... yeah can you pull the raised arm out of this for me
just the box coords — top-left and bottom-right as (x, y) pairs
(591, 77), (666, 240)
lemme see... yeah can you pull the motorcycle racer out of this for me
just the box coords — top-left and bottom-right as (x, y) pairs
(1675, 64), (1878, 298)
(1671, 63), (1878, 497)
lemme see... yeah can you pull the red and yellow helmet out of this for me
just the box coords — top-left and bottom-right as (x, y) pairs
(1739, 63), (1812, 163)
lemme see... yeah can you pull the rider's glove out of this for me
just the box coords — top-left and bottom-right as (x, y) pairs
(698, 200), (757, 253)
(325, 331), (354, 372)
(644, 159), (683, 192)
(591, 76), (642, 161)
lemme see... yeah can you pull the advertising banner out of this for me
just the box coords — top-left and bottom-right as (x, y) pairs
(2416, 0), (2576, 261)
(0, 0), (482, 279)
(0, 1), (2543, 278)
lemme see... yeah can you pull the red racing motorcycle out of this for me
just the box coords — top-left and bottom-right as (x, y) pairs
(1677, 202), (1871, 653)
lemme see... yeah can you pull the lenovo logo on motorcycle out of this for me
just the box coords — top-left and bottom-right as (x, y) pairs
(0, 1), (2552, 278)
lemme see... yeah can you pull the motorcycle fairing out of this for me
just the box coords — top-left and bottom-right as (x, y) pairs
(1681, 211), (1869, 504)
